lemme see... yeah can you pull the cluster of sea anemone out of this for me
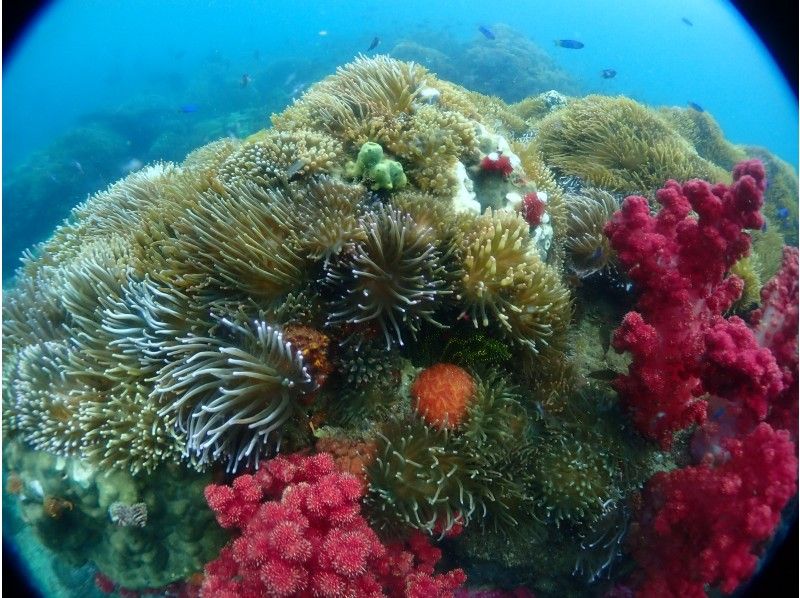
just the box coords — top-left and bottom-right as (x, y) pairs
(3, 55), (797, 597)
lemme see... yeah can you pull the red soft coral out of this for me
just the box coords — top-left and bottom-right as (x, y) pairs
(751, 246), (799, 438)
(480, 152), (513, 176)
(200, 453), (465, 598)
(629, 423), (797, 597)
(604, 160), (788, 446)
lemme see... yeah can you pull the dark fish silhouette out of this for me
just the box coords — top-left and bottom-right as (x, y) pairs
(555, 39), (584, 49)
(179, 104), (199, 113)
(777, 207), (790, 219)
(587, 368), (621, 382)
(367, 37), (380, 51)
(601, 68), (617, 79)
(682, 17), (693, 26)
(687, 101), (704, 112)
(478, 25), (495, 40)
(241, 74), (251, 88)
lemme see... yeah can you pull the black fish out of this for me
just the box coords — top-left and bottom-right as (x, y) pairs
(555, 39), (584, 49)
(478, 25), (495, 40)
(587, 368), (621, 382)
(681, 17), (693, 26)
(367, 36), (380, 51)
(687, 101), (704, 112)
(601, 68), (617, 79)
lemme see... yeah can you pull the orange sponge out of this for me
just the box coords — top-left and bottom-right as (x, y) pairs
(411, 363), (476, 429)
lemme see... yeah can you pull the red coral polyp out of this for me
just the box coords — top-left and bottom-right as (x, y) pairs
(522, 192), (547, 226)
(480, 152), (513, 176)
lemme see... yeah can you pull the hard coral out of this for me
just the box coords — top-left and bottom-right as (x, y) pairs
(605, 160), (782, 446)
(411, 363), (476, 430)
(201, 452), (465, 597)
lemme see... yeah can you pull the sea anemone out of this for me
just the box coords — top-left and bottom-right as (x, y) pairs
(459, 208), (571, 352)
(324, 203), (450, 348)
(529, 426), (623, 525)
(171, 179), (307, 300)
(337, 341), (398, 388)
(411, 363), (476, 430)
(155, 317), (315, 471)
(365, 419), (497, 534)
(564, 187), (618, 277)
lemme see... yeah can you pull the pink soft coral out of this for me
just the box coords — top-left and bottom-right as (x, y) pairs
(604, 160), (787, 446)
(201, 452), (465, 598)
(630, 423), (797, 597)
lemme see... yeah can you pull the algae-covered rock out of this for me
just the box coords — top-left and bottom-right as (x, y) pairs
(3, 440), (227, 589)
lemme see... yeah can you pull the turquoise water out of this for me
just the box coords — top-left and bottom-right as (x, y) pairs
(2, 1), (798, 597)
(2, 0), (797, 277)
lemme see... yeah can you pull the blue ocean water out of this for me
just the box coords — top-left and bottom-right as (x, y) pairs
(2, 0), (797, 277)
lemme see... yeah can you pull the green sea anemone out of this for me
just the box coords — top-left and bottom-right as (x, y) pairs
(564, 187), (618, 277)
(324, 203), (450, 348)
(364, 417), (530, 535)
(458, 208), (571, 352)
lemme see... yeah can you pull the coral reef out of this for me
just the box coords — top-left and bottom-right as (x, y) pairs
(535, 95), (729, 195)
(3, 440), (225, 589)
(3, 55), (797, 598)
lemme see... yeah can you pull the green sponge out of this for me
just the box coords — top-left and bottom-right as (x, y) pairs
(347, 142), (407, 191)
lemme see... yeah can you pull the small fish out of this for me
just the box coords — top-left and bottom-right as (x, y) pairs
(478, 25), (495, 40)
(70, 160), (84, 175)
(318, 30), (328, 37)
(554, 39), (584, 49)
(289, 83), (307, 100)
(587, 368), (621, 382)
(121, 158), (143, 174)
(367, 36), (380, 51)
(777, 207), (790, 219)
(601, 68), (617, 79)
(179, 103), (199, 113)
(687, 101), (704, 112)
(241, 73), (252, 88)
(681, 17), (693, 26)
(286, 159), (306, 180)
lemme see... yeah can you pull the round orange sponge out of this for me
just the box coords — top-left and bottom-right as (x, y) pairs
(411, 363), (476, 429)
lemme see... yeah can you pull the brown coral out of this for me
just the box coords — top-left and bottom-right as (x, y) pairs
(283, 325), (333, 388)
(43, 495), (73, 519)
(315, 437), (378, 485)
